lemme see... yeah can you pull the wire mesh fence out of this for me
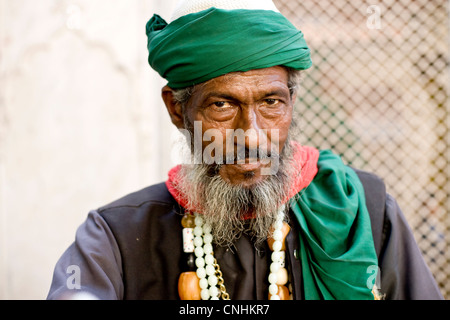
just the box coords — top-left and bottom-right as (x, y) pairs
(274, 0), (450, 298)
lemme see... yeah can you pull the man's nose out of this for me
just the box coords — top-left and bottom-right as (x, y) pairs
(236, 107), (263, 149)
(239, 107), (260, 130)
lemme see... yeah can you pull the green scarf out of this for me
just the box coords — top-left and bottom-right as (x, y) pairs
(290, 150), (378, 299)
(146, 8), (312, 88)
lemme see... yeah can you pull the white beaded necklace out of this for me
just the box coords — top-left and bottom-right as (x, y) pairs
(188, 205), (290, 300)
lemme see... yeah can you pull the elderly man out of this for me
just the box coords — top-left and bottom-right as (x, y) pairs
(47, 0), (443, 300)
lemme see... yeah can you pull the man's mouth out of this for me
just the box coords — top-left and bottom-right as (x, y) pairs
(230, 160), (262, 171)
(204, 158), (262, 177)
(223, 147), (273, 164)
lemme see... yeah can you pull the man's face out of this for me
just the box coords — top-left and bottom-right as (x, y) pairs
(166, 66), (295, 187)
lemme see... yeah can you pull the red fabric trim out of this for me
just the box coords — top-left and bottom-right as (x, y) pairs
(166, 142), (319, 214)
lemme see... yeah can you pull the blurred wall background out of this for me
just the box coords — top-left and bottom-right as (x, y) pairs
(0, 0), (448, 299)
(1, 0), (179, 299)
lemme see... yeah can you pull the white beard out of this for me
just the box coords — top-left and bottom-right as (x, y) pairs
(174, 135), (297, 247)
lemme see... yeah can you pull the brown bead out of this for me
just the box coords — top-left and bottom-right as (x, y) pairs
(181, 213), (196, 228)
(267, 222), (290, 251)
(268, 285), (290, 300)
(178, 271), (201, 300)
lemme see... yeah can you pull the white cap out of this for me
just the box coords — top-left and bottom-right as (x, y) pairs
(170, 0), (280, 22)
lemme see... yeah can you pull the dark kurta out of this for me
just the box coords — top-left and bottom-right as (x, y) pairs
(47, 170), (443, 300)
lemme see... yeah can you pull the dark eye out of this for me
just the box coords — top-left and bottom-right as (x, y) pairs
(214, 101), (227, 108)
(212, 101), (233, 109)
(264, 99), (279, 105)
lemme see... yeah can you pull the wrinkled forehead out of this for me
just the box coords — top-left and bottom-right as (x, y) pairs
(195, 66), (290, 94)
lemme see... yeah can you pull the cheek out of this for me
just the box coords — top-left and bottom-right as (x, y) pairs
(265, 111), (292, 152)
(191, 113), (232, 151)
(200, 124), (228, 155)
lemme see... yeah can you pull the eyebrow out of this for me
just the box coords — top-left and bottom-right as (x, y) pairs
(201, 89), (290, 104)
(203, 92), (238, 102)
(263, 90), (290, 99)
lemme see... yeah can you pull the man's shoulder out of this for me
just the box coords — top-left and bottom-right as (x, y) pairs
(352, 168), (387, 213)
(97, 182), (177, 214)
(352, 168), (387, 257)
(352, 168), (386, 193)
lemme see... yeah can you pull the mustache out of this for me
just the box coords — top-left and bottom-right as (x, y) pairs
(221, 145), (280, 163)
(203, 146), (282, 178)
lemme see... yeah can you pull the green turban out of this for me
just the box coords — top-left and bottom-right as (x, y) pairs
(146, 8), (312, 89)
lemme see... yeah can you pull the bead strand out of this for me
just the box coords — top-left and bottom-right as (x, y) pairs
(179, 206), (291, 300)
(178, 212), (201, 300)
(193, 213), (221, 300)
(268, 206), (291, 300)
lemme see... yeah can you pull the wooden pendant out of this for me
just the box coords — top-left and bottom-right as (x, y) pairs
(267, 222), (290, 251)
(268, 285), (290, 300)
(178, 271), (201, 300)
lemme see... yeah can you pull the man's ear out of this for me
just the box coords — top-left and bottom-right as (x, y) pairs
(161, 85), (185, 129)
